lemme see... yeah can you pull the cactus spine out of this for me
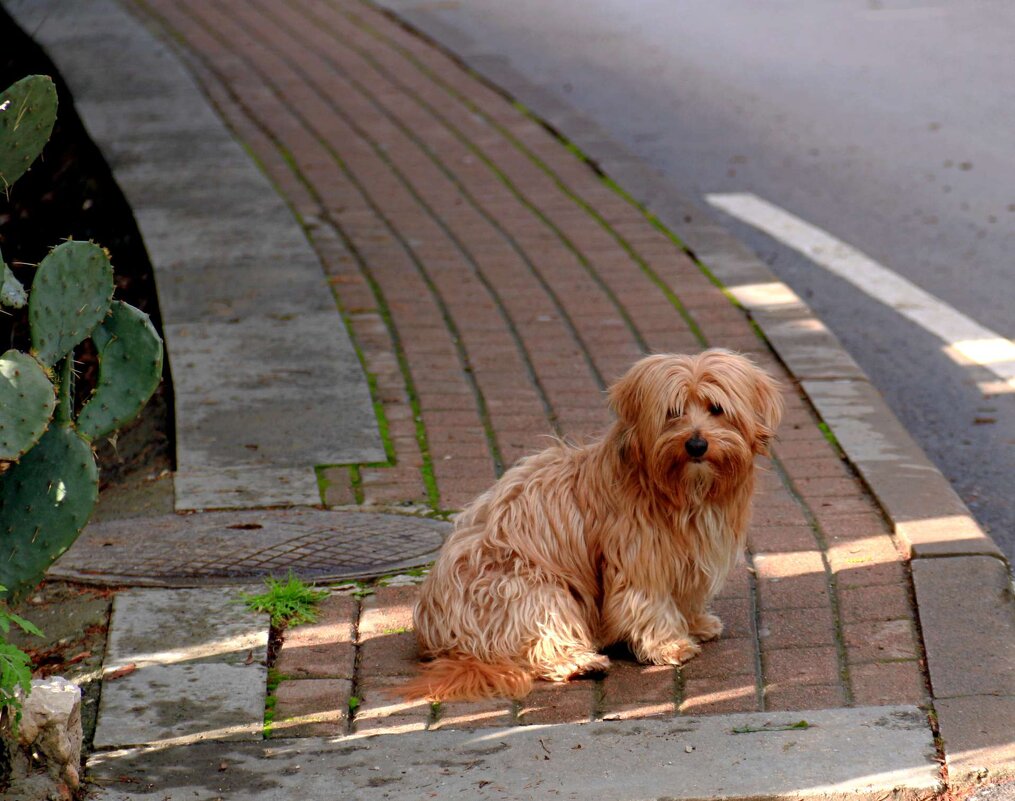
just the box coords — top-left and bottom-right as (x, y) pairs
(0, 75), (163, 600)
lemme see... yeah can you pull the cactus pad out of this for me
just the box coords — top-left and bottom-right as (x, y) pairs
(0, 75), (58, 189)
(78, 301), (164, 440)
(0, 423), (98, 600)
(29, 240), (114, 367)
(0, 350), (56, 461)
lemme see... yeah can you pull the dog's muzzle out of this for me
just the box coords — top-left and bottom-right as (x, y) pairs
(685, 436), (708, 459)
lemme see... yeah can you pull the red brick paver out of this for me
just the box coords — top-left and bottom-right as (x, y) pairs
(273, 678), (351, 737)
(274, 595), (356, 679)
(133, 0), (928, 734)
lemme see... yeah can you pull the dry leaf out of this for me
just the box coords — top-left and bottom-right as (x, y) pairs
(105, 663), (137, 680)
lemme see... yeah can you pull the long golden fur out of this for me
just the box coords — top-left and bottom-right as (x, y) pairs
(404, 349), (783, 701)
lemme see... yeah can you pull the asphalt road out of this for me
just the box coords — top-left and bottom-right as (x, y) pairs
(378, 0), (1015, 560)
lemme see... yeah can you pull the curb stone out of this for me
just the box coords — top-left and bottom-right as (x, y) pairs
(912, 557), (1015, 788)
(84, 707), (941, 801)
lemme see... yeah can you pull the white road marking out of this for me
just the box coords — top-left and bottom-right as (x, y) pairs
(705, 192), (1015, 393)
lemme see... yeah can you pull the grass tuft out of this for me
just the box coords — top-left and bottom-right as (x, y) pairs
(242, 574), (329, 628)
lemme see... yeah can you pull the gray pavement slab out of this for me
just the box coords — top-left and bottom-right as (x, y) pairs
(5, 0), (385, 511)
(166, 314), (380, 466)
(936, 697), (1015, 789)
(92, 662), (266, 750)
(85, 706), (941, 800)
(911, 557), (1015, 700)
(103, 588), (267, 671)
(172, 467), (323, 512)
(93, 587), (268, 750)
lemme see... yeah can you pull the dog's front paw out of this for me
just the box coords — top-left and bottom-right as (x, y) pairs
(541, 651), (611, 682)
(570, 652), (611, 677)
(689, 613), (723, 642)
(645, 639), (701, 666)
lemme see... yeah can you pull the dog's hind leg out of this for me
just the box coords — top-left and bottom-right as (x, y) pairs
(524, 583), (609, 682)
(602, 588), (702, 666)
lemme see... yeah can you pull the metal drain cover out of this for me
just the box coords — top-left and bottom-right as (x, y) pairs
(48, 509), (450, 587)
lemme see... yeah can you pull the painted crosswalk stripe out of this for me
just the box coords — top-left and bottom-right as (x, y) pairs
(705, 192), (1015, 393)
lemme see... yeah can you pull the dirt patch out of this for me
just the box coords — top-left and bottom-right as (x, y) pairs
(5, 582), (114, 750)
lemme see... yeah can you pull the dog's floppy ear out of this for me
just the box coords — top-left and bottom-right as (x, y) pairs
(750, 368), (784, 454)
(608, 366), (641, 426)
(608, 357), (667, 464)
(608, 355), (669, 426)
(608, 367), (640, 463)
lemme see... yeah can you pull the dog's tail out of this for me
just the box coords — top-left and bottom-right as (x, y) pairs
(400, 655), (533, 702)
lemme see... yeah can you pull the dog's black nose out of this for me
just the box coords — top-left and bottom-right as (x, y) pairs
(685, 436), (708, 458)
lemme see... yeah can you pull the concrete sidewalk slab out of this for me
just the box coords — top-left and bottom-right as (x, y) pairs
(5, 0), (385, 510)
(85, 707), (940, 801)
(911, 556), (1015, 787)
(92, 663), (267, 750)
(912, 557), (1015, 700)
(103, 588), (267, 671)
(935, 697), (1015, 789)
(93, 588), (268, 750)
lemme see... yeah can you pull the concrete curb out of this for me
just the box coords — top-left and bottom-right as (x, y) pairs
(3, 0), (386, 511)
(85, 707), (941, 801)
(369, 2), (1014, 789)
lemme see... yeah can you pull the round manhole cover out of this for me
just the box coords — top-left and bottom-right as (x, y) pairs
(49, 509), (451, 587)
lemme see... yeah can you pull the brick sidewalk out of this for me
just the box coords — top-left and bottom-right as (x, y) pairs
(133, 0), (928, 732)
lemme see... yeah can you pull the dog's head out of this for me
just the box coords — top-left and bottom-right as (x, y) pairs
(608, 349), (783, 498)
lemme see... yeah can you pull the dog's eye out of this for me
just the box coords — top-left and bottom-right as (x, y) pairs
(667, 408), (682, 420)
(709, 403), (724, 416)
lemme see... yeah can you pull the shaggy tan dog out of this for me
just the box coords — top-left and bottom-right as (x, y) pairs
(404, 349), (782, 701)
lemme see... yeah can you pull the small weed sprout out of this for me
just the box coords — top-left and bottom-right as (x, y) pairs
(241, 574), (329, 628)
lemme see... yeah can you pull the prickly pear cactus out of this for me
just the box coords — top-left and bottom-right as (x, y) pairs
(0, 75), (164, 601)
(0, 350), (56, 461)
(29, 241), (115, 367)
(0, 75), (57, 189)
(1, 247), (27, 308)
(0, 424), (99, 594)
(78, 301), (164, 441)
